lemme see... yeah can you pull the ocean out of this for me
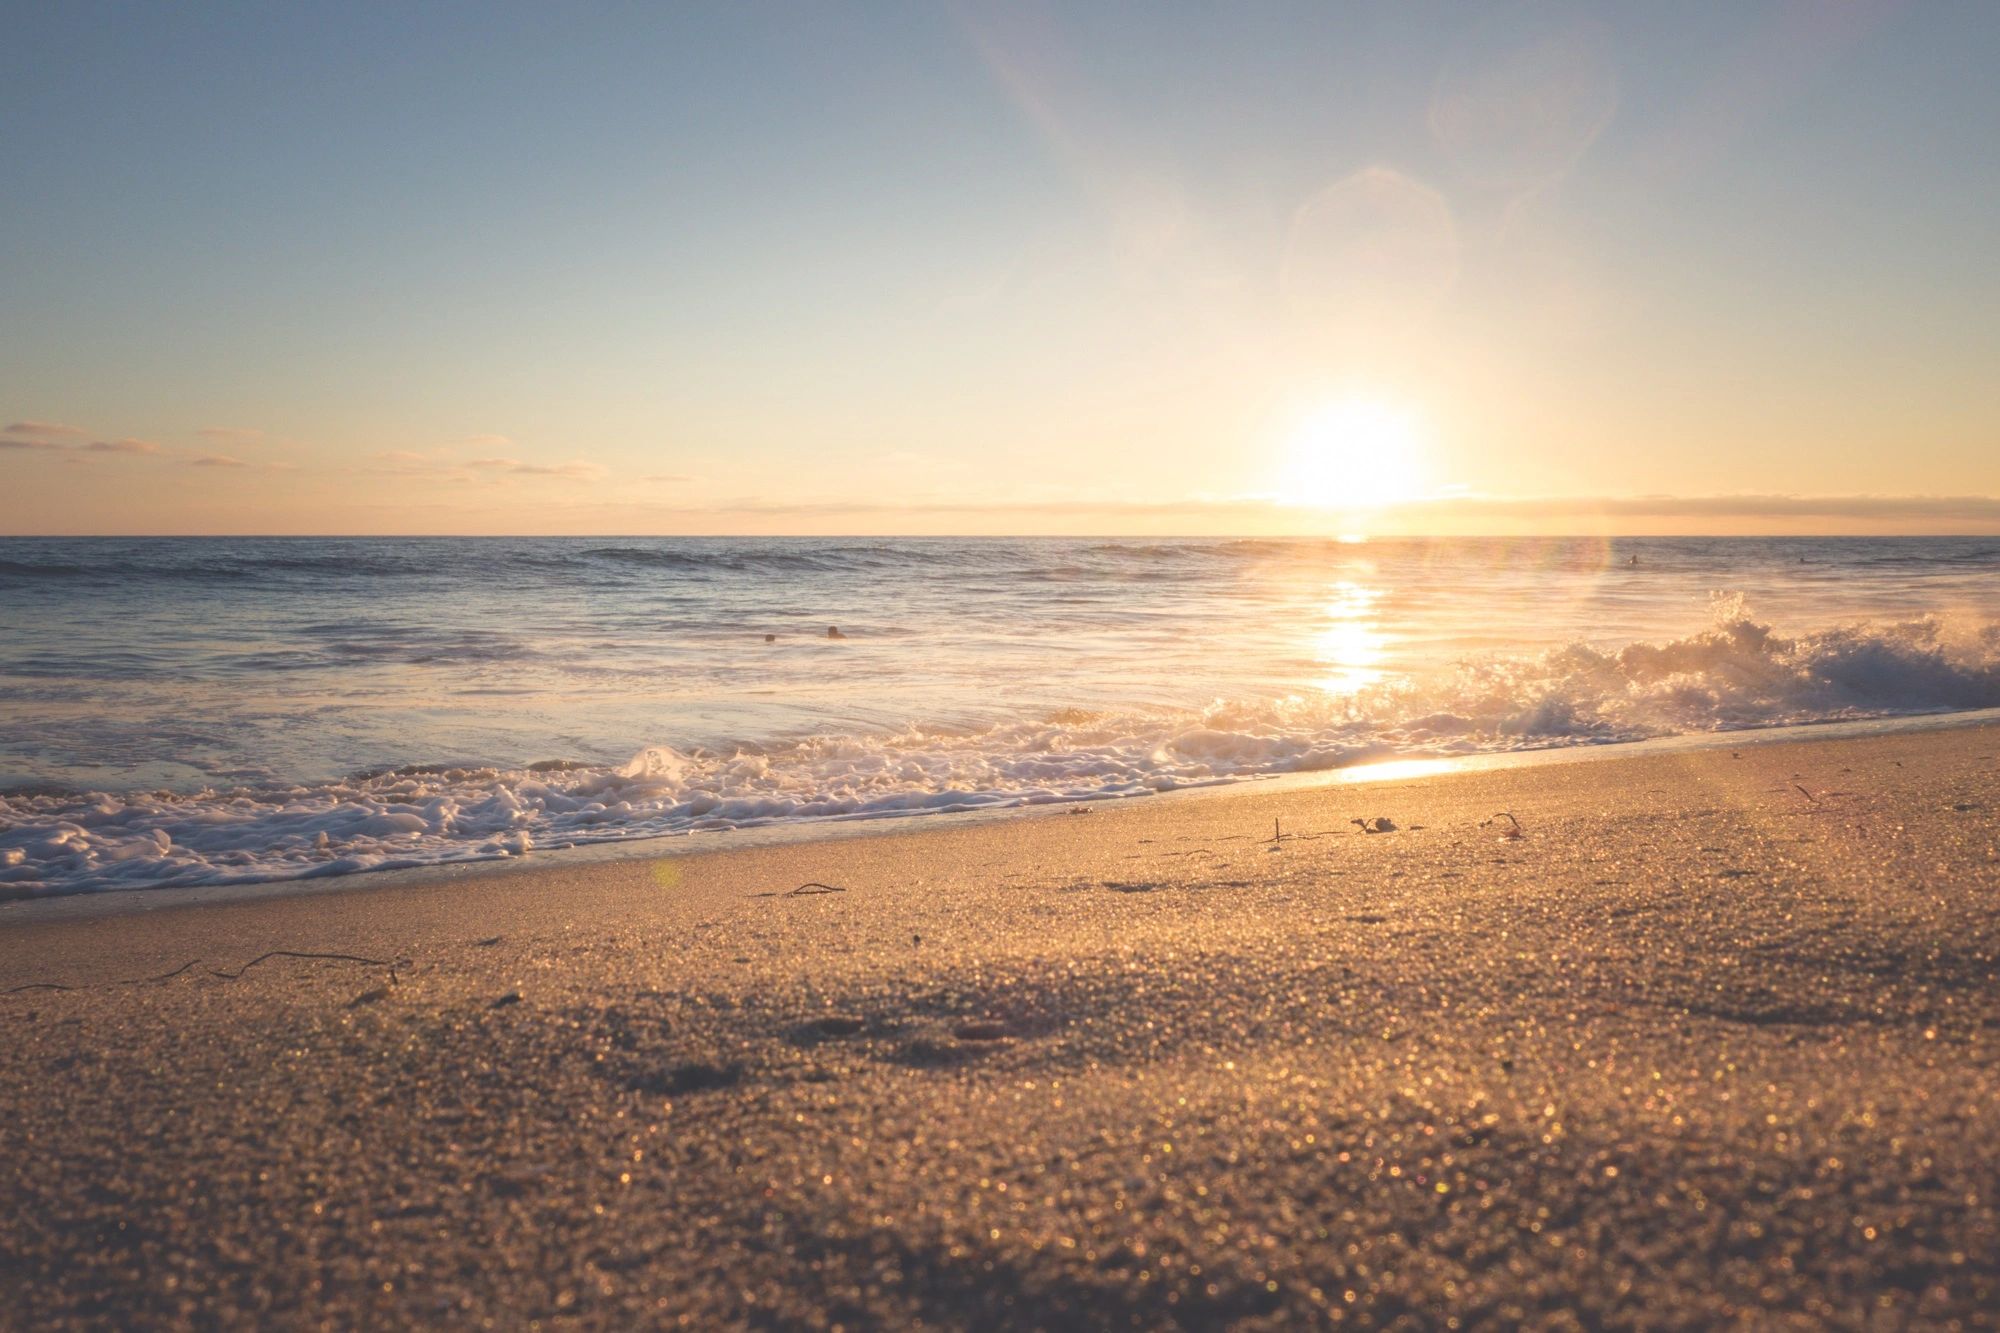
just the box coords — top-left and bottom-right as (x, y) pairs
(3, 534), (1997, 896)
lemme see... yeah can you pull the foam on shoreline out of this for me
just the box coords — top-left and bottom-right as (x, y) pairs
(5, 609), (1997, 897)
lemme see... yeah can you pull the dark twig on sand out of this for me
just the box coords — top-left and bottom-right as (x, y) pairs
(131, 960), (204, 984)
(1264, 818), (1350, 847)
(746, 881), (851, 899)
(1481, 812), (1526, 841)
(205, 950), (402, 983)
(5, 948), (404, 997)
(1794, 783), (1818, 803)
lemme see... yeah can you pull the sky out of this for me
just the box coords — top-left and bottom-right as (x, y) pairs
(3, 0), (1998, 535)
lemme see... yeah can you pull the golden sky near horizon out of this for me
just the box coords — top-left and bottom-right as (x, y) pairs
(4, 3), (1998, 535)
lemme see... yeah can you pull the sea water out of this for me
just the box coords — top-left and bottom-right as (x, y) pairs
(2, 535), (1996, 895)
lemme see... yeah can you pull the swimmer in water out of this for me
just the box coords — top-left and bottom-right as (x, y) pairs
(826, 625), (846, 640)
(764, 633), (776, 643)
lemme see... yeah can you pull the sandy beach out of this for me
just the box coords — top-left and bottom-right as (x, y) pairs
(3, 723), (1998, 1329)
(13, 2), (2000, 1325)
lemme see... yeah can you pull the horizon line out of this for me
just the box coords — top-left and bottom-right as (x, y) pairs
(4, 530), (1997, 541)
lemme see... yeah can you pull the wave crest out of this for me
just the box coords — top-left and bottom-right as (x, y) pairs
(1367, 602), (2000, 741)
(4, 607), (1997, 897)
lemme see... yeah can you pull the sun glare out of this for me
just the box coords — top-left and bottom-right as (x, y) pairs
(1313, 579), (1388, 695)
(1276, 399), (1429, 511)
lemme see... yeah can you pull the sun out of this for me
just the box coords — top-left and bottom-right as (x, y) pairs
(1276, 399), (1429, 511)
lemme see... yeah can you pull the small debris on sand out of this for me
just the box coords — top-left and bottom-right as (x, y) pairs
(631, 1061), (743, 1096)
(750, 882), (850, 899)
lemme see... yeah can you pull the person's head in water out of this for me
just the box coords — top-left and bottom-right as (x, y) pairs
(764, 634), (776, 643)
(826, 625), (846, 639)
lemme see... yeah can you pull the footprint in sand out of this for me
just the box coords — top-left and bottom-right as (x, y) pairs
(952, 1020), (1011, 1042)
(815, 1015), (866, 1037)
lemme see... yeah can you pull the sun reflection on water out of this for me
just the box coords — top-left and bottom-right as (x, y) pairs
(1313, 580), (1389, 695)
(1334, 756), (1463, 785)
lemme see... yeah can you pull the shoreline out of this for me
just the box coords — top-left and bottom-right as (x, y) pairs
(8, 704), (1999, 927)
(3, 721), (1998, 1325)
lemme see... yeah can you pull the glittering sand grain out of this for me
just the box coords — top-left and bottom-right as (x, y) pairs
(3, 725), (1998, 1329)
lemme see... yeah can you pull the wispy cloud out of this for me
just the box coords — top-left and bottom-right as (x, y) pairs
(1397, 493), (2000, 523)
(364, 452), (455, 477)
(360, 450), (607, 482)
(467, 457), (606, 480)
(3, 433), (163, 456)
(4, 421), (87, 439)
(196, 426), (264, 444)
(189, 454), (250, 468)
(506, 491), (2000, 533)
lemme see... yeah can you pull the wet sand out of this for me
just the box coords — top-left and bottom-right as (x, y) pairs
(3, 725), (1998, 1329)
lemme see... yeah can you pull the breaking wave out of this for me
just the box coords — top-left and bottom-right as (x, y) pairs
(5, 603), (1997, 898)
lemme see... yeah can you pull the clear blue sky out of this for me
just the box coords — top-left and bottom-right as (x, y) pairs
(4, 1), (1998, 533)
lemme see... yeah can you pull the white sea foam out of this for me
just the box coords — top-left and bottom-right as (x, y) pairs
(4, 606), (1996, 897)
